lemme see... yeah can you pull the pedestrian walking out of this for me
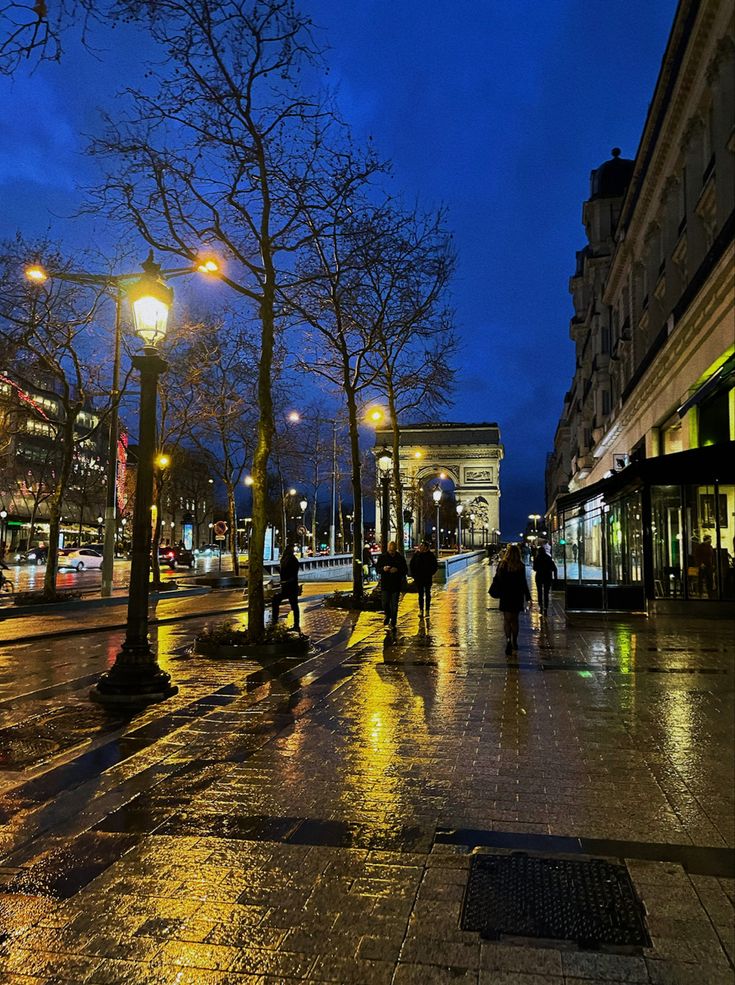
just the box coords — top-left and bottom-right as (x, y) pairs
(532, 542), (557, 615)
(409, 538), (439, 619)
(694, 535), (715, 598)
(376, 540), (408, 638)
(362, 544), (374, 583)
(271, 543), (302, 633)
(489, 544), (531, 656)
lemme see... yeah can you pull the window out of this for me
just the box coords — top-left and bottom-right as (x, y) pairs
(698, 388), (730, 447)
(651, 486), (684, 598)
(661, 419), (683, 455)
(25, 419), (56, 438)
(601, 391), (611, 416)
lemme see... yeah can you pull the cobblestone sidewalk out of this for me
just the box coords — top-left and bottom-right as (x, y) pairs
(0, 565), (733, 984)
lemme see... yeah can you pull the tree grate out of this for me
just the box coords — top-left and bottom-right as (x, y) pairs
(460, 852), (651, 948)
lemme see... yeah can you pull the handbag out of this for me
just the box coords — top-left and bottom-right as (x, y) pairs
(488, 574), (501, 599)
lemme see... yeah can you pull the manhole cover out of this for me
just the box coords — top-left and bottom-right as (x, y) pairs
(461, 853), (650, 948)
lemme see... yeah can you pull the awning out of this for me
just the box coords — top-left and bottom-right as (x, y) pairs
(678, 352), (735, 417)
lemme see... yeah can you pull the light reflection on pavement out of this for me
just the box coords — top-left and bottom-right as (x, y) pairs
(0, 565), (732, 983)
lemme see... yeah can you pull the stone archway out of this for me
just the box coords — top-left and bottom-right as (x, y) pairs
(373, 422), (503, 547)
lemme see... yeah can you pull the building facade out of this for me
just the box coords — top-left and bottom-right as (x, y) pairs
(547, 0), (735, 611)
(0, 373), (109, 550)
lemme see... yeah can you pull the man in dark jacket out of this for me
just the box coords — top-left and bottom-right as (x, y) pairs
(409, 539), (439, 618)
(532, 543), (557, 615)
(271, 543), (301, 631)
(376, 540), (408, 636)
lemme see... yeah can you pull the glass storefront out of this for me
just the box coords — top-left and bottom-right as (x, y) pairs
(651, 482), (734, 600)
(559, 492), (644, 610)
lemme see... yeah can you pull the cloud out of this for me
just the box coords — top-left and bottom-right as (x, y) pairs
(0, 73), (79, 191)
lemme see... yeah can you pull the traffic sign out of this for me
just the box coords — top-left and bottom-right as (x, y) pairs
(214, 520), (228, 536)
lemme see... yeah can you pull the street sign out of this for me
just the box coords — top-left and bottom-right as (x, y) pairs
(215, 534), (226, 541)
(214, 520), (228, 536)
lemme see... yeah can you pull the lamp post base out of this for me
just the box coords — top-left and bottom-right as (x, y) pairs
(89, 640), (178, 707)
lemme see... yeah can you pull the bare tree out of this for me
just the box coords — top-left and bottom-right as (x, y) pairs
(0, 238), (114, 596)
(361, 206), (457, 552)
(88, 0), (350, 640)
(176, 318), (259, 576)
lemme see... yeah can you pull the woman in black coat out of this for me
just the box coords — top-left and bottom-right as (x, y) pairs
(271, 543), (301, 632)
(492, 544), (531, 655)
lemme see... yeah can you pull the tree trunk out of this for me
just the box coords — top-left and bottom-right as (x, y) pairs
(248, 282), (276, 643)
(345, 388), (364, 601)
(388, 391), (404, 555)
(150, 472), (163, 587)
(226, 480), (239, 575)
(337, 491), (345, 553)
(43, 411), (77, 598)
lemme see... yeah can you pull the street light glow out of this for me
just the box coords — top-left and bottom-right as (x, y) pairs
(196, 258), (219, 274)
(128, 256), (173, 348)
(287, 411), (301, 422)
(156, 454), (171, 469)
(24, 264), (48, 283)
(244, 475), (254, 486)
(414, 450), (423, 459)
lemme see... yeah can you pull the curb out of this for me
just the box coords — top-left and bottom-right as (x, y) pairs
(0, 585), (211, 620)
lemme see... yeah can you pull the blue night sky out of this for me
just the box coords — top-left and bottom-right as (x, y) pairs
(0, 0), (678, 537)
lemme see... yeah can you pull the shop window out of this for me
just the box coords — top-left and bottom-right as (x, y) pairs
(661, 419), (683, 455)
(606, 493), (643, 586)
(698, 388), (730, 447)
(651, 486), (684, 598)
(717, 484), (735, 601)
(581, 497), (604, 582)
(685, 485), (721, 599)
(562, 509), (583, 583)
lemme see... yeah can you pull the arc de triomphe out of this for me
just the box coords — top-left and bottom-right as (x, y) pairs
(373, 422), (503, 546)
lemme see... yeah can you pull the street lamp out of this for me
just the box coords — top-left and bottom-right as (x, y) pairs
(377, 447), (392, 553)
(90, 254), (177, 707)
(299, 498), (308, 556)
(0, 509), (7, 551)
(469, 511), (476, 547)
(25, 253), (218, 599)
(456, 501), (464, 553)
(97, 514), (104, 540)
(432, 486), (442, 555)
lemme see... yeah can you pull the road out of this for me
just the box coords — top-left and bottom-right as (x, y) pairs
(2, 554), (232, 595)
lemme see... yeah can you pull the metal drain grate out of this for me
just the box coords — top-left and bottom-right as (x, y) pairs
(461, 853), (650, 948)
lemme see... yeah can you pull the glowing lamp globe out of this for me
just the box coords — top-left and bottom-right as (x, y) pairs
(128, 255), (173, 348)
(377, 449), (392, 473)
(432, 488), (442, 505)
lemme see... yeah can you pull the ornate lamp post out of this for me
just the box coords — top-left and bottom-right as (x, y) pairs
(432, 486), (442, 555)
(377, 447), (392, 553)
(456, 501), (464, 552)
(469, 511), (476, 547)
(25, 255), (218, 599)
(90, 255), (177, 707)
(299, 498), (308, 556)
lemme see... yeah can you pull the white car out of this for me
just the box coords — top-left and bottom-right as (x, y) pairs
(58, 548), (104, 571)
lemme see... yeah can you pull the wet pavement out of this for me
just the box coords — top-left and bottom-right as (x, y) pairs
(0, 563), (733, 984)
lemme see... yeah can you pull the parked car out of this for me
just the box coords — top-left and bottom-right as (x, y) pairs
(14, 547), (49, 564)
(157, 545), (194, 570)
(58, 548), (104, 571)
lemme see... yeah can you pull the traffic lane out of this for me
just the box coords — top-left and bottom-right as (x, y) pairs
(4, 559), (182, 594)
